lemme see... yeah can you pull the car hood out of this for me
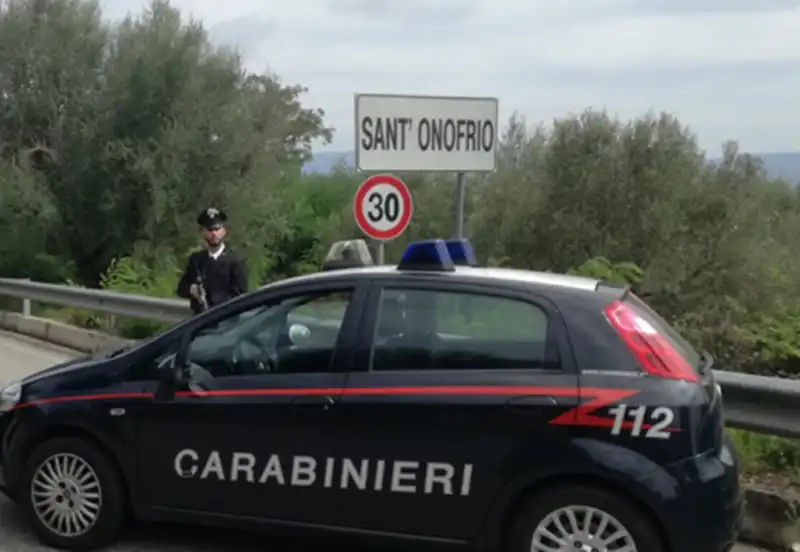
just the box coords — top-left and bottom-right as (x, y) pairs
(19, 343), (130, 385)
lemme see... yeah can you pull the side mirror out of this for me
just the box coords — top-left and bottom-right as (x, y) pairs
(157, 353), (180, 383)
(154, 353), (181, 401)
(288, 323), (312, 346)
(155, 335), (196, 401)
(172, 331), (193, 377)
(175, 348), (188, 374)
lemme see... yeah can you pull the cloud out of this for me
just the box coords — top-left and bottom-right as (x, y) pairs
(207, 15), (279, 53)
(100, 0), (800, 154)
(613, 0), (800, 16)
(325, 0), (480, 24)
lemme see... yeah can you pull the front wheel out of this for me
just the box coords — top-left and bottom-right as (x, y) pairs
(508, 485), (664, 552)
(21, 437), (127, 550)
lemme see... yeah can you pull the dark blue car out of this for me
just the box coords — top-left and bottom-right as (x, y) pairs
(0, 239), (741, 552)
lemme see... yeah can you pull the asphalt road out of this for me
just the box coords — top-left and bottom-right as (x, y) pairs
(0, 330), (767, 552)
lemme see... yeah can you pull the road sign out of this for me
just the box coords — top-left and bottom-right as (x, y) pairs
(355, 93), (499, 173)
(353, 174), (413, 241)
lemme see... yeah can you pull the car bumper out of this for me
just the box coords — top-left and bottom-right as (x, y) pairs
(658, 433), (743, 552)
(0, 413), (19, 502)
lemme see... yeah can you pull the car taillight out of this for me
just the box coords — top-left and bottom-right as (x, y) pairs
(603, 301), (699, 383)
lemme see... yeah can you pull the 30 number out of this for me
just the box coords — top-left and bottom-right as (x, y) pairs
(367, 191), (400, 223)
(608, 404), (675, 439)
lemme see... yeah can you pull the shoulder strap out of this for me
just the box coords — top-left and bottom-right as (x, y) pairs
(192, 250), (209, 277)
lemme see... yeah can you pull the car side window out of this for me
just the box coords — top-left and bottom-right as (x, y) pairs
(370, 288), (555, 372)
(181, 289), (354, 379)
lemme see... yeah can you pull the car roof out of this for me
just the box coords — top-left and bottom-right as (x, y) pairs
(264, 265), (601, 293)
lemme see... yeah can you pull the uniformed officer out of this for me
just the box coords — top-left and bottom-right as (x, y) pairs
(176, 207), (248, 314)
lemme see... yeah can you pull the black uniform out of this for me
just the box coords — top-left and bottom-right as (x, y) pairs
(176, 208), (248, 314)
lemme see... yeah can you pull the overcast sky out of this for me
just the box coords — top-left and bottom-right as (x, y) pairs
(100, 0), (800, 155)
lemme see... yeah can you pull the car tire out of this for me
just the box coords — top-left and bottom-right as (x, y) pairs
(508, 484), (664, 552)
(20, 437), (127, 551)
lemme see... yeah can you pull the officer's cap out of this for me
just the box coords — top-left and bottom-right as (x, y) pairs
(197, 207), (227, 229)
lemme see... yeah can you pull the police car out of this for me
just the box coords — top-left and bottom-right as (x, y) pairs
(0, 238), (741, 552)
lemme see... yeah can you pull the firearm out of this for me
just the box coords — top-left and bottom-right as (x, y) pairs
(192, 259), (209, 312)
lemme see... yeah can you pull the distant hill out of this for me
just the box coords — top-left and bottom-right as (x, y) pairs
(303, 150), (800, 183)
(756, 153), (800, 183)
(302, 151), (355, 175)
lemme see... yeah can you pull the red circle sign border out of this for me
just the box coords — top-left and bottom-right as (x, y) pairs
(353, 174), (413, 241)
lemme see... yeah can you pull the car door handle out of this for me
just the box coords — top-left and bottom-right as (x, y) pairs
(290, 395), (336, 411)
(505, 395), (558, 413)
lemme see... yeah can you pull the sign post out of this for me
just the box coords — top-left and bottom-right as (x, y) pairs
(454, 172), (465, 238)
(353, 174), (413, 263)
(355, 93), (498, 238)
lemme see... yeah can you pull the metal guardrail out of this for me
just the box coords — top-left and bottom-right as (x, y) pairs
(712, 370), (800, 440)
(0, 278), (190, 323)
(0, 278), (798, 440)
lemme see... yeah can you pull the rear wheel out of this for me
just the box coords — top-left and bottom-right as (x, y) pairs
(20, 437), (127, 550)
(508, 485), (664, 552)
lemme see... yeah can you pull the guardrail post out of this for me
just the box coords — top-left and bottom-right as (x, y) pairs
(22, 278), (31, 317)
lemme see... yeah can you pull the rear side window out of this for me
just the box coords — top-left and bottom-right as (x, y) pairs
(370, 288), (556, 372)
(624, 294), (702, 369)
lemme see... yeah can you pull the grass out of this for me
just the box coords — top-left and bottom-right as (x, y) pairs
(729, 429), (800, 489)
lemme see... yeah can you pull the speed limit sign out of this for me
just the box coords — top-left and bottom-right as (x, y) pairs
(353, 174), (413, 241)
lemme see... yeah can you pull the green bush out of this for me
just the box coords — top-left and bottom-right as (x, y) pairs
(729, 429), (800, 482)
(568, 257), (645, 286)
(97, 244), (183, 339)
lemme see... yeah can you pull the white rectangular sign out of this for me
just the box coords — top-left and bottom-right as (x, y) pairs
(354, 93), (499, 173)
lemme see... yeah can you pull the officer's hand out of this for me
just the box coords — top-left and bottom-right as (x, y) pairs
(189, 284), (201, 298)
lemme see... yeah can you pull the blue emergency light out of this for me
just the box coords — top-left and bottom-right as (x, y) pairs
(444, 238), (478, 267)
(397, 239), (478, 272)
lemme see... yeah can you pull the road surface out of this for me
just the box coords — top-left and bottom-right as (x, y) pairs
(0, 330), (767, 551)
